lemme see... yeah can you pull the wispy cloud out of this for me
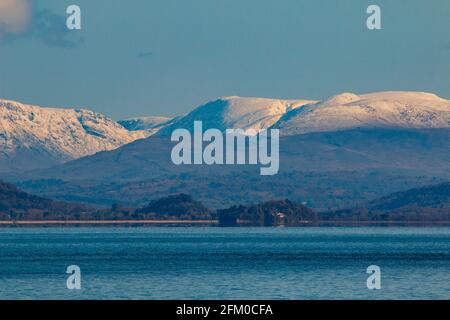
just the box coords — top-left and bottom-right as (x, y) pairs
(0, 0), (31, 37)
(137, 51), (153, 59)
(0, 1), (83, 48)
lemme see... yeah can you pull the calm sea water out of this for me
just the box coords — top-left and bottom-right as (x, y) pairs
(0, 227), (448, 300)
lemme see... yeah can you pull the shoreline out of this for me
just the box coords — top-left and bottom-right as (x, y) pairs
(0, 220), (449, 227)
(0, 220), (218, 226)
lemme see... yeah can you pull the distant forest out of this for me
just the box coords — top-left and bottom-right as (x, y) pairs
(0, 180), (448, 225)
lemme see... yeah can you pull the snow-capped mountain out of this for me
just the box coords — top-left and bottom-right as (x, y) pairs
(155, 92), (449, 136)
(8, 91), (449, 209)
(118, 116), (173, 132)
(1, 91), (448, 173)
(0, 99), (150, 171)
(156, 96), (317, 135)
(273, 92), (450, 135)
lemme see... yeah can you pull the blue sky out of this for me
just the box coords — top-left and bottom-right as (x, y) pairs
(0, 0), (449, 119)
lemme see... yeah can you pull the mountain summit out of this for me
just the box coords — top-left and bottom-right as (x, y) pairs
(273, 91), (450, 135)
(156, 96), (317, 135)
(156, 92), (449, 136)
(0, 99), (150, 172)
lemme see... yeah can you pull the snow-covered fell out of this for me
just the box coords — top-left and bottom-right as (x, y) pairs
(1, 91), (448, 173)
(156, 92), (449, 136)
(157, 96), (316, 135)
(273, 92), (450, 135)
(0, 99), (150, 169)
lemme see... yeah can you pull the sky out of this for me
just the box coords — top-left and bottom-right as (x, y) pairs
(0, 0), (449, 119)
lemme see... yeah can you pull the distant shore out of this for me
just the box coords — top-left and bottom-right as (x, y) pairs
(0, 220), (449, 227)
(0, 220), (218, 226)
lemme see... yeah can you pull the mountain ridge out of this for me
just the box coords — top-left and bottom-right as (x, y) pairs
(156, 96), (317, 135)
(152, 91), (450, 136)
(0, 99), (150, 172)
(272, 91), (450, 135)
(1, 91), (448, 174)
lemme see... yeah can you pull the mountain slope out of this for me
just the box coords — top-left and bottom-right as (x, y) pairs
(157, 96), (316, 135)
(0, 180), (88, 219)
(273, 92), (450, 135)
(323, 182), (450, 221)
(0, 99), (150, 172)
(18, 128), (450, 210)
(154, 92), (449, 136)
(367, 181), (450, 211)
(27, 128), (449, 181)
